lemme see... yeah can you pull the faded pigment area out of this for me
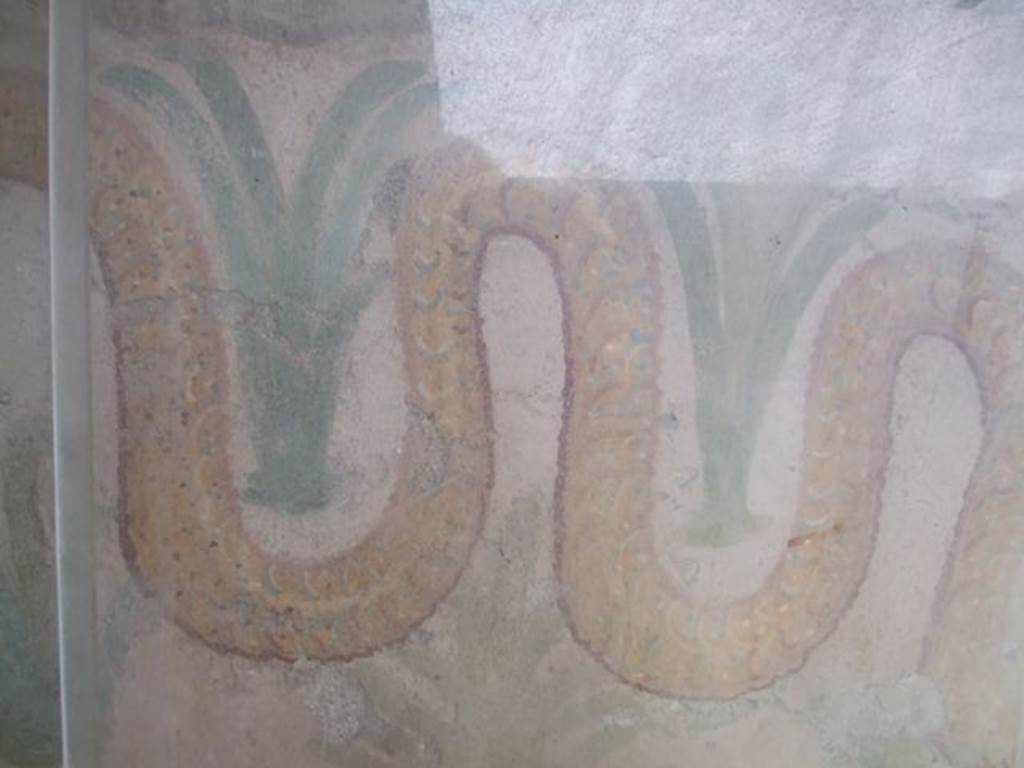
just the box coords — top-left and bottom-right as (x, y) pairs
(3, 1), (1024, 767)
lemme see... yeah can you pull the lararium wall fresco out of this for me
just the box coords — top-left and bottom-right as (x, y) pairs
(2, 2), (1024, 766)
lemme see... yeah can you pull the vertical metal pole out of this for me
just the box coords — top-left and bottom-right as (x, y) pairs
(49, 0), (97, 765)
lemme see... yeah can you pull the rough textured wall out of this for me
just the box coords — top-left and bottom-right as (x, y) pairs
(4, 2), (1024, 767)
(428, 0), (1024, 196)
(0, 6), (59, 766)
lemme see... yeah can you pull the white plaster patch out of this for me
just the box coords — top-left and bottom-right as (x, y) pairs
(429, 0), (1024, 197)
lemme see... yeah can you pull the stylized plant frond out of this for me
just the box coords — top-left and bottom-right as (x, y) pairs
(651, 181), (887, 542)
(101, 49), (435, 514)
(170, 40), (286, 253)
(100, 51), (432, 315)
(317, 80), (437, 311)
(296, 60), (427, 309)
(651, 182), (723, 373)
(180, 46), (429, 316)
(100, 63), (266, 302)
(746, 194), (887, 434)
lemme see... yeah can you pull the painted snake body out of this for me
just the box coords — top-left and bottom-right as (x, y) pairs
(91, 107), (493, 661)
(559, 241), (1024, 761)
(1, 65), (1014, 763)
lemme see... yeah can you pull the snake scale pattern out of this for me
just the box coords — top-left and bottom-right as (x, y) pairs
(0, 60), (1020, 763)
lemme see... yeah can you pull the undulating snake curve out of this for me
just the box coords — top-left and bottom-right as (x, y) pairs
(558, 241), (1024, 761)
(561, 244), (1022, 671)
(402, 148), (1024, 761)
(89, 102), (494, 660)
(2, 64), (1015, 762)
(88, 97), (664, 666)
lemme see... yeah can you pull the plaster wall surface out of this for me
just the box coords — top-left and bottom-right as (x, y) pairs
(2, 3), (1024, 767)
